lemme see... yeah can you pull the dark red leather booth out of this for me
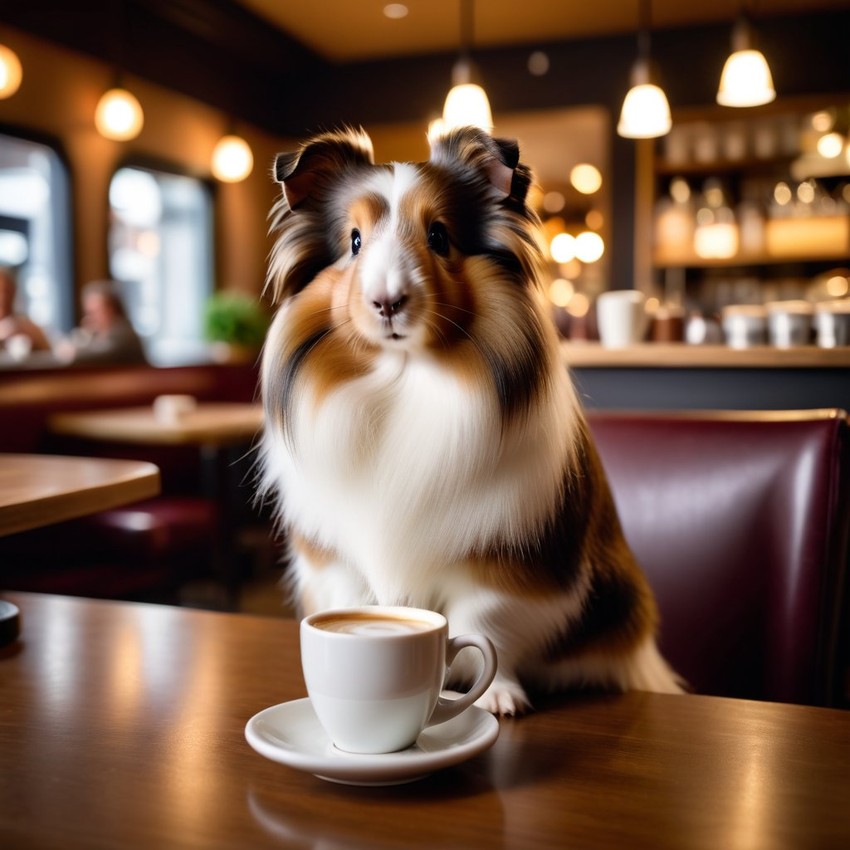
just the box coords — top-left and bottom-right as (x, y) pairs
(587, 409), (850, 708)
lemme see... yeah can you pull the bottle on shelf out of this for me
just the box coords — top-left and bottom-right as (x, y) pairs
(653, 177), (695, 263)
(693, 178), (738, 260)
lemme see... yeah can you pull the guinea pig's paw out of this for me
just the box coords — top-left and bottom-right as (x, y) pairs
(475, 678), (531, 716)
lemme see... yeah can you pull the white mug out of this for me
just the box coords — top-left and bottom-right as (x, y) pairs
(766, 300), (812, 348)
(814, 300), (850, 348)
(596, 290), (649, 348)
(722, 304), (767, 349)
(152, 394), (197, 423)
(5, 333), (33, 361)
(300, 606), (497, 754)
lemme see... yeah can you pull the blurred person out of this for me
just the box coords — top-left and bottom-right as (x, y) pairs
(0, 266), (51, 357)
(56, 280), (148, 364)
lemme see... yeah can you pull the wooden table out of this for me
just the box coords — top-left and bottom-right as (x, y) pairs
(48, 401), (264, 447)
(0, 454), (160, 536)
(1, 592), (848, 850)
(48, 402), (264, 600)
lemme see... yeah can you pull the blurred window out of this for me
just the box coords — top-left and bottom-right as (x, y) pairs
(0, 131), (73, 336)
(108, 165), (213, 364)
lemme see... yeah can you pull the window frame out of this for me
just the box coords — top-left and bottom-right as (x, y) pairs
(0, 122), (75, 333)
(107, 155), (217, 365)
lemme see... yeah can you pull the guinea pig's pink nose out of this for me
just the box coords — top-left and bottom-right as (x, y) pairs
(372, 295), (408, 318)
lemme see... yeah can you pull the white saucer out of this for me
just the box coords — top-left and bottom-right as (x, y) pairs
(245, 697), (499, 785)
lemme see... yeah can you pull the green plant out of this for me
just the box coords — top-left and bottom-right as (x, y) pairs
(203, 292), (270, 349)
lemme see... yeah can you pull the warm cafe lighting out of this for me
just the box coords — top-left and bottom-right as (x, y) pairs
(550, 232), (576, 264)
(817, 132), (845, 159)
(211, 134), (254, 183)
(570, 164), (602, 195)
(95, 87), (144, 141)
(575, 231), (605, 264)
(443, 77), (493, 133)
(548, 278), (575, 307)
(618, 65), (671, 139)
(716, 17), (775, 108)
(442, 0), (492, 133)
(0, 43), (22, 99)
(618, 0), (670, 139)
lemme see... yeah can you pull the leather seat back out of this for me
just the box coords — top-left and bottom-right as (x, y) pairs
(587, 409), (850, 706)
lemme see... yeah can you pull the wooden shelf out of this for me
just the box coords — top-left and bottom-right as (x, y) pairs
(654, 215), (850, 269)
(561, 342), (850, 369)
(655, 155), (794, 177)
(653, 251), (850, 270)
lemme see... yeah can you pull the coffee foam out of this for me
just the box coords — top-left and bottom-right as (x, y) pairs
(312, 612), (434, 636)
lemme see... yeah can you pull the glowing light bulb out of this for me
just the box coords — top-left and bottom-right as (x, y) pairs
(0, 44), (23, 99)
(550, 232), (576, 264)
(211, 135), (254, 183)
(443, 83), (493, 133)
(618, 82), (671, 139)
(575, 231), (605, 263)
(95, 88), (144, 141)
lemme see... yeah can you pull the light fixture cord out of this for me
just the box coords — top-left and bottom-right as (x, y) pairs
(637, 0), (652, 60)
(460, 0), (474, 59)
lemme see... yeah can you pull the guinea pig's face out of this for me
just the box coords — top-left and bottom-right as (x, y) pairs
(269, 128), (538, 362)
(338, 162), (479, 353)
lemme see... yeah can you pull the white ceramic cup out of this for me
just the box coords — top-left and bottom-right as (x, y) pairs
(596, 290), (649, 348)
(300, 606), (497, 754)
(766, 300), (813, 348)
(814, 300), (850, 348)
(722, 304), (767, 349)
(152, 394), (197, 423)
(5, 333), (33, 361)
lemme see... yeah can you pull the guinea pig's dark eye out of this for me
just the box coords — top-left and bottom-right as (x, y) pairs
(427, 222), (450, 257)
(351, 229), (362, 256)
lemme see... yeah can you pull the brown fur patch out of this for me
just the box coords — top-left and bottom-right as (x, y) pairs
(468, 418), (657, 655)
(350, 193), (389, 233)
(548, 424), (658, 657)
(283, 267), (377, 410)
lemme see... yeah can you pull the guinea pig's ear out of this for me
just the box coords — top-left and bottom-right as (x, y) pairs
(273, 127), (375, 210)
(429, 127), (531, 206)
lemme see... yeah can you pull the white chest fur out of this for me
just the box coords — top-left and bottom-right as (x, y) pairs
(261, 351), (576, 604)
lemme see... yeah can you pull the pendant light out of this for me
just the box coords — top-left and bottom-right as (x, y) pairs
(95, 81), (144, 141)
(716, 15), (775, 107)
(442, 0), (492, 133)
(94, 3), (143, 141)
(211, 130), (253, 183)
(0, 40), (22, 99)
(617, 0), (671, 139)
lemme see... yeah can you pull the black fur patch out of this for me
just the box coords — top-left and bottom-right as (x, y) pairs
(273, 325), (331, 442)
(478, 327), (546, 423)
(547, 568), (640, 659)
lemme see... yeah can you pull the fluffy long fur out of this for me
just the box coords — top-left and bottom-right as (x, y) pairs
(259, 126), (683, 714)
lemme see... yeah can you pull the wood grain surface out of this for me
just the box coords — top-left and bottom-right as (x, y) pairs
(1, 591), (848, 850)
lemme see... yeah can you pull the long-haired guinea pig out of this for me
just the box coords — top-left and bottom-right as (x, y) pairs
(258, 125), (683, 714)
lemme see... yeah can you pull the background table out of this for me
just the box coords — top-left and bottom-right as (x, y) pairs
(1, 591), (848, 850)
(0, 454), (160, 536)
(48, 403), (265, 601)
(48, 402), (263, 447)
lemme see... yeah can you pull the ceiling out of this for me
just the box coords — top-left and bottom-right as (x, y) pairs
(237, 0), (850, 62)
(228, 0), (849, 208)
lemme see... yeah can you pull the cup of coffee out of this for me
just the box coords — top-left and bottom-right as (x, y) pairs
(300, 606), (497, 754)
(596, 290), (649, 348)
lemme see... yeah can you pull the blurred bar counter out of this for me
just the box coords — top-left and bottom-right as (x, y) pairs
(562, 343), (850, 411)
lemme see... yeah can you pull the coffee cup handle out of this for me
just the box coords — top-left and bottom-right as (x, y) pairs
(427, 633), (497, 727)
